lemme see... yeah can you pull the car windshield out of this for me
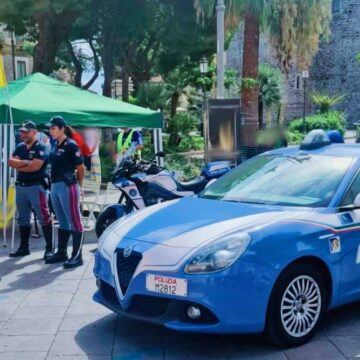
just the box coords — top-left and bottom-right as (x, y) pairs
(200, 154), (352, 207)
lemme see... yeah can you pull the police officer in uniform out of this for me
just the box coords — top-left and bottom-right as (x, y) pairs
(45, 116), (85, 268)
(8, 120), (53, 259)
(112, 127), (143, 163)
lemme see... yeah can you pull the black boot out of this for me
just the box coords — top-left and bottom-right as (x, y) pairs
(9, 226), (31, 257)
(42, 224), (54, 260)
(63, 231), (84, 269)
(45, 229), (70, 264)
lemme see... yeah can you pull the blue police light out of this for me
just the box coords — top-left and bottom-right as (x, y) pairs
(299, 129), (331, 150)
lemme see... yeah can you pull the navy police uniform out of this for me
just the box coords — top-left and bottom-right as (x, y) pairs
(45, 116), (85, 268)
(10, 121), (53, 258)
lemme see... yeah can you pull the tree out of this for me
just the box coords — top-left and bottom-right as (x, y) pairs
(258, 64), (283, 129)
(165, 66), (194, 118)
(136, 82), (170, 111)
(0, 0), (90, 74)
(195, 0), (331, 146)
(310, 92), (346, 114)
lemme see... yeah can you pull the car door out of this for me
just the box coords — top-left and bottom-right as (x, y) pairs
(338, 170), (360, 303)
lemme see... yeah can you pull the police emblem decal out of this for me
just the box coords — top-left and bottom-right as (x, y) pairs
(329, 237), (341, 254)
(123, 246), (132, 258)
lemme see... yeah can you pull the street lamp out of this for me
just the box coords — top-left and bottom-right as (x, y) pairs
(199, 56), (208, 99)
(302, 69), (310, 134)
(216, 0), (225, 99)
(199, 57), (208, 139)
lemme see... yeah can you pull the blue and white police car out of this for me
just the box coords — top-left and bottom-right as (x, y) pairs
(94, 130), (360, 347)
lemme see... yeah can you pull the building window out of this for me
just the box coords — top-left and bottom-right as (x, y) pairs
(16, 60), (26, 79)
(295, 74), (302, 90)
(332, 0), (341, 13)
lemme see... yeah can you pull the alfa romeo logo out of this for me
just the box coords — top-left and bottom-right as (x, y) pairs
(123, 246), (132, 258)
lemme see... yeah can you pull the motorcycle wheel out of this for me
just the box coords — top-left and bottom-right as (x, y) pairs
(95, 207), (118, 239)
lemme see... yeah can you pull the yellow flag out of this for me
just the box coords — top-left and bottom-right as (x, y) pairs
(0, 54), (7, 87)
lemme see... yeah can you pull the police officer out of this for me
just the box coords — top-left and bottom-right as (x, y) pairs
(8, 120), (53, 259)
(112, 127), (143, 162)
(45, 116), (85, 268)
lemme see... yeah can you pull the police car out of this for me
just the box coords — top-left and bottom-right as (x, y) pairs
(94, 130), (360, 347)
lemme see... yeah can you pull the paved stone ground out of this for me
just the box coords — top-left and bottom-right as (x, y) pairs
(1, 231), (360, 359)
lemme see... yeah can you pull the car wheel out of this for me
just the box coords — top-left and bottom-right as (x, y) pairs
(95, 207), (117, 238)
(265, 263), (327, 348)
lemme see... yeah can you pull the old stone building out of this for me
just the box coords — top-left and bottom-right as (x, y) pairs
(0, 25), (33, 82)
(226, 0), (360, 125)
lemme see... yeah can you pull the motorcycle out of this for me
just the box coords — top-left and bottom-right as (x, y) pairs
(95, 152), (232, 238)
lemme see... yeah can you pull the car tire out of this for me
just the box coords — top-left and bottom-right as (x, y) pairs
(95, 207), (117, 238)
(265, 263), (327, 348)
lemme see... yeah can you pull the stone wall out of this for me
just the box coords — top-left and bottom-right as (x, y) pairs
(226, 0), (360, 125)
(310, 0), (360, 125)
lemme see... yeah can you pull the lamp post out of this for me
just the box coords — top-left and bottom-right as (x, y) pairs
(199, 56), (208, 100)
(199, 57), (208, 138)
(302, 69), (309, 134)
(216, 0), (225, 99)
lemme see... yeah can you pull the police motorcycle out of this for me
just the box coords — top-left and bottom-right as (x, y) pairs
(95, 151), (232, 238)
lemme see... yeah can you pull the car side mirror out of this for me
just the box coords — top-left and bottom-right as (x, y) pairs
(205, 178), (217, 189)
(354, 193), (360, 207)
(337, 192), (360, 213)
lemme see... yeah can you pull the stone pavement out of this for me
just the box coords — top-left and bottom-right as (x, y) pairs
(0, 231), (360, 359)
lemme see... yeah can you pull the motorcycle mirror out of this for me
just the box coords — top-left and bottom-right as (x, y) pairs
(155, 151), (166, 158)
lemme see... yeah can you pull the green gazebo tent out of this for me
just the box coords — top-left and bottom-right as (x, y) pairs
(0, 73), (162, 128)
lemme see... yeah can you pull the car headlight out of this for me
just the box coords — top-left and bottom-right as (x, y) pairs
(184, 233), (251, 274)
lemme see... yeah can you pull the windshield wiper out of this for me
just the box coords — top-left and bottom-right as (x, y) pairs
(239, 200), (267, 205)
(222, 198), (267, 205)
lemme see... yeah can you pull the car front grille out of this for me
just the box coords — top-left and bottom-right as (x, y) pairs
(128, 295), (170, 318)
(116, 249), (142, 295)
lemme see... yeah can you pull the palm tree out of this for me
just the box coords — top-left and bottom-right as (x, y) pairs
(310, 92), (346, 114)
(258, 64), (283, 129)
(136, 82), (170, 111)
(195, 0), (331, 146)
(165, 67), (194, 118)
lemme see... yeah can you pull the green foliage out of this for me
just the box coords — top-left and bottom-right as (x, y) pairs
(99, 144), (115, 183)
(240, 77), (258, 90)
(164, 154), (203, 181)
(224, 68), (239, 90)
(136, 82), (170, 111)
(100, 157), (115, 184)
(286, 130), (304, 145)
(21, 41), (35, 56)
(356, 53), (360, 65)
(167, 112), (198, 136)
(258, 64), (283, 107)
(288, 111), (347, 144)
(178, 136), (204, 152)
(195, 0), (331, 70)
(310, 92), (346, 114)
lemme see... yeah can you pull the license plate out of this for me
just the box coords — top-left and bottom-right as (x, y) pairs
(146, 274), (187, 297)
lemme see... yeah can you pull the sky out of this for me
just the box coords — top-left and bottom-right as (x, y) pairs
(75, 41), (104, 94)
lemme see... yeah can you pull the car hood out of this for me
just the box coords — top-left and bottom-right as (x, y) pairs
(111, 197), (310, 248)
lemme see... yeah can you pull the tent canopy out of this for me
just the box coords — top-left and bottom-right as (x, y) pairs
(0, 73), (162, 128)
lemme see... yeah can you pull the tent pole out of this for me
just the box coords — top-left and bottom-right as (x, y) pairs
(2, 123), (8, 247)
(0, 125), (4, 246)
(158, 128), (164, 167)
(2, 85), (15, 247)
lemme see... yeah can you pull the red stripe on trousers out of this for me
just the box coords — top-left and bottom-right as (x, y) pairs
(38, 190), (51, 225)
(69, 184), (83, 232)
